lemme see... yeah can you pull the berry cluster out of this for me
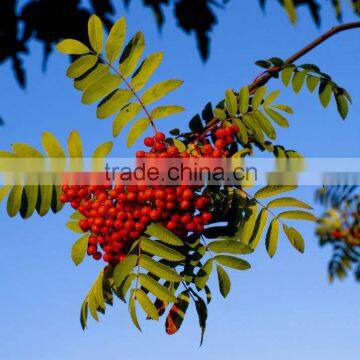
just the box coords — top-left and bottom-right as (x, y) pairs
(199, 124), (239, 158)
(60, 131), (221, 266)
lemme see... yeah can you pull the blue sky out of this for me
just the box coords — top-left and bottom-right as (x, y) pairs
(0, 1), (360, 359)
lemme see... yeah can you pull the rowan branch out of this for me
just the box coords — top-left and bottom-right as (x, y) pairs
(192, 21), (360, 142)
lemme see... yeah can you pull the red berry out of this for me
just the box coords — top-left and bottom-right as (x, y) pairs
(155, 132), (166, 142)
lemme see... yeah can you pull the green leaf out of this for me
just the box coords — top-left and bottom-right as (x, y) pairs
(263, 90), (280, 107)
(173, 139), (186, 153)
(195, 259), (214, 290)
(136, 289), (159, 320)
(138, 273), (177, 303)
(232, 118), (248, 144)
(56, 39), (90, 55)
(252, 86), (266, 109)
(129, 290), (142, 331)
(238, 86), (249, 114)
(0, 186), (11, 204)
(80, 299), (88, 330)
(131, 52), (163, 91)
(195, 297), (207, 346)
(306, 75), (320, 93)
(335, 95), (349, 119)
(113, 254), (137, 287)
(74, 63), (109, 91)
(292, 71), (306, 93)
(70, 212), (85, 220)
(265, 218), (279, 258)
(119, 32), (145, 77)
(67, 130), (83, 158)
(215, 255), (251, 270)
(21, 183), (38, 218)
(113, 103), (142, 137)
(140, 237), (185, 262)
(66, 221), (84, 233)
(151, 105), (185, 119)
(88, 15), (103, 53)
(105, 17), (126, 63)
(42, 131), (66, 158)
(267, 197), (312, 209)
(254, 110), (276, 140)
(71, 235), (89, 265)
(92, 141), (113, 158)
(126, 117), (150, 147)
(225, 89), (238, 117)
(243, 114), (265, 143)
(140, 255), (182, 282)
(88, 290), (99, 321)
(82, 74), (121, 105)
(214, 108), (227, 121)
(278, 210), (316, 221)
(217, 265), (231, 298)
(238, 203), (258, 244)
(283, 224), (305, 253)
(281, 66), (295, 86)
(141, 79), (183, 106)
(66, 55), (98, 78)
(319, 82), (333, 108)
(93, 270), (105, 310)
(265, 108), (289, 127)
(145, 223), (184, 246)
(271, 104), (294, 114)
(254, 185), (297, 199)
(208, 240), (254, 254)
(249, 208), (268, 249)
(284, 0), (297, 24)
(7, 185), (23, 217)
(96, 89), (133, 119)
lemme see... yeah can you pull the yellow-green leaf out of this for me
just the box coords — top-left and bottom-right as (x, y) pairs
(265, 218), (279, 258)
(267, 197), (312, 209)
(238, 86), (249, 114)
(66, 55), (98, 78)
(252, 86), (266, 109)
(127, 117), (150, 147)
(7, 185), (23, 217)
(319, 83), (333, 108)
(106, 17), (127, 63)
(138, 273), (177, 303)
(96, 89), (133, 119)
(238, 202), (258, 244)
(215, 255), (251, 270)
(136, 289), (159, 320)
(217, 265), (231, 298)
(88, 15), (103, 53)
(249, 208), (268, 249)
(129, 290), (142, 331)
(71, 235), (89, 265)
(283, 224), (305, 253)
(74, 63), (109, 91)
(151, 105), (185, 119)
(130, 52), (163, 91)
(145, 223), (184, 246)
(141, 79), (183, 105)
(82, 74), (121, 105)
(119, 32), (145, 77)
(253, 110), (276, 140)
(225, 89), (238, 117)
(254, 185), (297, 199)
(278, 210), (316, 221)
(140, 237), (185, 262)
(140, 255), (182, 282)
(56, 39), (90, 55)
(113, 254), (137, 287)
(113, 102), (142, 137)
